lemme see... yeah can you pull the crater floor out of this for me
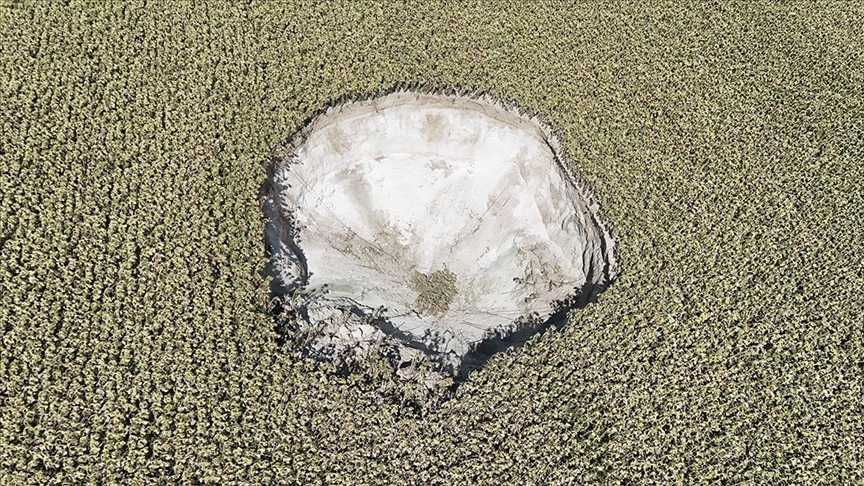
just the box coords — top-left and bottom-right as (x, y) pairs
(264, 91), (617, 377)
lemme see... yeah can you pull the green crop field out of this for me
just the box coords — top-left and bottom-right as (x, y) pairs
(2, 1), (863, 483)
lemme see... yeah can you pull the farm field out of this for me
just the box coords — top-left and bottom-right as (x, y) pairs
(1, 1), (863, 483)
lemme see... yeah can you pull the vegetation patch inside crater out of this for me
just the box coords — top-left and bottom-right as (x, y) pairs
(410, 268), (457, 316)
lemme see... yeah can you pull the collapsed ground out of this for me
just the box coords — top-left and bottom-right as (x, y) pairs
(263, 91), (617, 380)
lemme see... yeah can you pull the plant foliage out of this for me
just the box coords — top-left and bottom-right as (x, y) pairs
(1, 1), (862, 484)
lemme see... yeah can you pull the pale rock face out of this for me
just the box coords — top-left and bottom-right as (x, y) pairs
(263, 91), (616, 378)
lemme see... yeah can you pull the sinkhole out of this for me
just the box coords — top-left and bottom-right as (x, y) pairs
(262, 90), (617, 382)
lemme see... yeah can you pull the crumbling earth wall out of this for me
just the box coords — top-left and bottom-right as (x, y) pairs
(263, 90), (617, 380)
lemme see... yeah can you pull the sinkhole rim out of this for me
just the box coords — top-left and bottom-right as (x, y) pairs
(261, 87), (619, 382)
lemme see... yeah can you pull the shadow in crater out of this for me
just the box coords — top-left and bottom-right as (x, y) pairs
(455, 279), (613, 383)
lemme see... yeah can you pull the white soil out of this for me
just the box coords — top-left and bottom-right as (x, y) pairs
(264, 91), (616, 376)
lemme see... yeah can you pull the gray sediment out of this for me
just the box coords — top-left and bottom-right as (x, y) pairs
(262, 90), (617, 381)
